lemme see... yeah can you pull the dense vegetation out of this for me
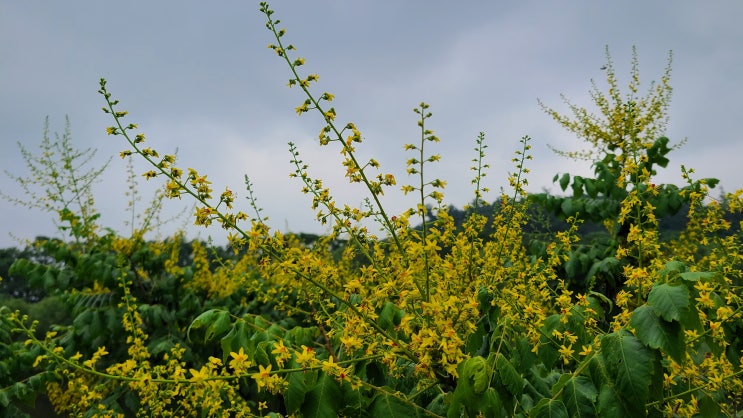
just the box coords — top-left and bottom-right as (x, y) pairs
(2, 3), (742, 417)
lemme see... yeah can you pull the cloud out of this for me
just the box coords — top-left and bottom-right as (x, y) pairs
(2, 1), (742, 248)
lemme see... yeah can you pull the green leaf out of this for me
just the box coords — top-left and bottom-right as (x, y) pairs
(425, 393), (448, 416)
(204, 310), (232, 342)
(647, 137), (671, 167)
(301, 373), (342, 418)
(538, 315), (562, 367)
(559, 173), (570, 191)
(584, 178), (598, 198)
(585, 257), (620, 288)
(339, 380), (363, 415)
(495, 353), (524, 395)
(551, 373), (572, 396)
(679, 271), (716, 282)
(658, 260), (687, 279)
(522, 367), (560, 401)
(220, 319), (251, 363)
(27, 371), (54, 392)
(560, 198), (583, 217)
(679, 302), (704, 335)
(588, 291), (613, 314)
(704, 178), (720, 189)
(464, 356), (489, 394)
(600, 332), (654, 410)
(42, 268), (57, 291)
(448, 356), (490, 417)
(647, 283), (689, 322)
(253, 341), (271, 366)
(73, 309), (93, 340)
(285, 366), (315, 414)
(466, 319), (489, 356)
(378, 302), (402, 332)
(0, 388), (9, 408)
(698, 394), (721, 418)
(369, 392), (420, 418)
(631, 305), (685, 363)
(286, 326), (319, 347)
(9, 382), (29, 404)
(479, 388), (504, 417)
(572, 176), (585, 197)
(550, 373), (573, 396)
(596, 384), (632, 418)
(530, 398), (569, 418)
(562, 376), (597, 418)
(187, 309), (219, 342)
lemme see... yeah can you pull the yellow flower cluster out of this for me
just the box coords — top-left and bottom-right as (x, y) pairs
(14, 10), (725, 417)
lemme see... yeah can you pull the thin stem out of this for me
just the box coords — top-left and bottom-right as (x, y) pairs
(417, 105), (431, 302)
(99, 82), (417, 363)
(263, 11), (408, 268)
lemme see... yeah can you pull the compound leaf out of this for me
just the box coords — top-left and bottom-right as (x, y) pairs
(647, 283), (689, 322)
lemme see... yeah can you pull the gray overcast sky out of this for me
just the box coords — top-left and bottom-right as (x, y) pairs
(1, 1), (742, 248)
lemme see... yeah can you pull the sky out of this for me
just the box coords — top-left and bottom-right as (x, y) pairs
(1, 1), (742, 249)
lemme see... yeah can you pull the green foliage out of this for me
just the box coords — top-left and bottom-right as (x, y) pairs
(301, 374), (342, 418)
(531, 52), (721, 302)
(0, 245), (51, 303)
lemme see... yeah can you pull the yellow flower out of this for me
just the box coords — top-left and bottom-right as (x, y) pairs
(558, 344), (574, 364)
(683, 329), (699, 341)
(556, 291), (572, 307)
(229, 347), (251, 372)
(33, 355), (45, 368)
(251, 364), (272, 391)
(340, 335), (364, 353)
(271, 340), (291, 366)
(321, 356), (339, 375)
(271, 340), (288, 356)
(208, 356), (222, 367)
(663, 372), (677, 388)
(563, 331), (578, 345)
(694, 281), (714, 292)
(295, 345), (316, 368)
(295, 103), (309, 115)
(694, 291), (715, 309)
(708, 321), (723, 337)
(716, 306), (733, 320)
(189, 366), (209, 382)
